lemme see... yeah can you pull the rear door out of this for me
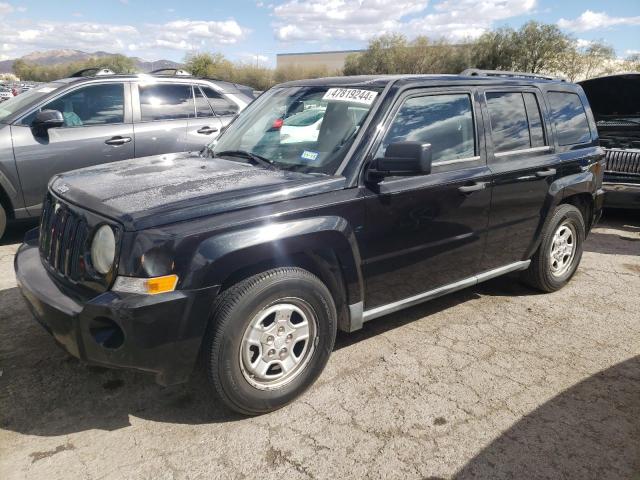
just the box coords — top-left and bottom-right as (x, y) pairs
(479, 87), (560, 271)
(133, 82), (192, 157)
(360, 88), (492, 310)
(11, 81), (133, 212)
(184, 85), (223, 151)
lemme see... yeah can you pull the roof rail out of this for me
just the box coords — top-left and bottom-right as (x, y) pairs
(149, 68), (192, 76)
(70, 67), (115, 78)
(460, 68), (565, 82)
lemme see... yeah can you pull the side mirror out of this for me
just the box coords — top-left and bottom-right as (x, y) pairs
(31, 110), (64, 136)
(370, 142), (433, 178)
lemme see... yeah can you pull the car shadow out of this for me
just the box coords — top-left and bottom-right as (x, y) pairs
(584, 210), (640, 256)
(1, 273), (539, 437)
(453, 355), (640, 480)
(0, 220), (37, 246)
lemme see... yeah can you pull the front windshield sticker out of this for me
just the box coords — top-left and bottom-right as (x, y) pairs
(300, 150), (320, 162)
(36, 87), (56, 93)
(322, 88), (378, 105)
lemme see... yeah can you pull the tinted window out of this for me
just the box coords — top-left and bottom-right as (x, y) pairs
(201, 86), (239, 116)
(23, 83), (124, 127)
(523, 92), (545, 147)
(378, 94), (475, 164)
(194, 86), (214, 117)
(486, 92), (531, 152)
(548, 91), (591, 145)
(140, 84), (193, 121)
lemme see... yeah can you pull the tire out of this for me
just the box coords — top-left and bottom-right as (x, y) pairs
(206, 267), (337, 415)
(523, 204), (585, 292)
(0, 203), (6, 241)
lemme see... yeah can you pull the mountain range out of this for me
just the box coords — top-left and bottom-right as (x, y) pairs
(0, 49), (181, 73)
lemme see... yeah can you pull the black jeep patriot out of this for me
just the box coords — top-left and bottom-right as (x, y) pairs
(15, 71), (605, 414)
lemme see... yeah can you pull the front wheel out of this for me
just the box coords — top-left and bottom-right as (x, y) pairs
(206, 267), (337, 415)
(523, 204), (585, 292)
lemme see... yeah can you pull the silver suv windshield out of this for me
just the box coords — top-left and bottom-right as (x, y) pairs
(0, 82), (62, 123)
(210, 85), (381, 175)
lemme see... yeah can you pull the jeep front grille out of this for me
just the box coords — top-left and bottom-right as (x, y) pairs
(39, 196), (89, 281)
(604, 148), (640, 175)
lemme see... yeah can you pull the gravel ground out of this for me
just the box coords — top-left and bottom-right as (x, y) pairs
(1, 211), (639, 480)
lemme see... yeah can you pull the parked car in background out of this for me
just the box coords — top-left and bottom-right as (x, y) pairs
(15, 70), (604, 414)
(0, 88), (12, 101)
(0, 69), (254, 238)
(580, 73), (640, 209)
(280, 107), (325, 143)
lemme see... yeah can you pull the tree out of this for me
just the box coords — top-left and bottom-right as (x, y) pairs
(471, 27), (518, 70)
(344, 34), (472, 75)
(511, 21), (571, 73)
(184, 52), (235, 81)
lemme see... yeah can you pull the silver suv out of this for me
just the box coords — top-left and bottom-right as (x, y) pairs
(0, 71), (254, 238)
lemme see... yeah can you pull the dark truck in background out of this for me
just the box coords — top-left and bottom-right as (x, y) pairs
(580, 73), (640, 209)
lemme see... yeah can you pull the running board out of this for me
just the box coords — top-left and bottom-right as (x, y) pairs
(360, 260), (531, 323)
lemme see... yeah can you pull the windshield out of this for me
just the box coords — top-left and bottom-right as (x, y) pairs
(211, 85), (381, 174)
(0, 83), (62, 123)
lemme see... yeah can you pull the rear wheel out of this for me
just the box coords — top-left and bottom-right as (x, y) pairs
(0, 203), (6, 241)
(523, 204), (585, 292)
(206, 267), (337, 415)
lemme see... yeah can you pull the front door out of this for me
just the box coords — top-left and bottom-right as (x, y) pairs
(11, 82), (133, 213)
(479, 88), (560, 271)
(360, 89), (492, 310)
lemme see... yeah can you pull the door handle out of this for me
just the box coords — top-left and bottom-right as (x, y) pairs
(458, 181), (487, 194)
(197, 126), (219, 135)
(535, 168), (556, 178)
(105, 136), (132, 146)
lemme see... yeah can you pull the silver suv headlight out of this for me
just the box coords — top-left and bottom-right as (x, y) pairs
(91, 225), (116, 274)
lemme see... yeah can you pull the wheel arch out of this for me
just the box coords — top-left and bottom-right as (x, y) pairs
(183, 216), (365, 333)
(525, 172), (597, 259)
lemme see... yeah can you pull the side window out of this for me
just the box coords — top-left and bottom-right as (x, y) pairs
(200, 86), (239, 116)
(377, 93), (475, 165)
(194, 86), (215, 117)
(523, 92), (545, 147)
(486, 92), (531, 152)
(139, 84), (194, 121)
(547, 91), (591, 146)
(22, 83), (124, 127)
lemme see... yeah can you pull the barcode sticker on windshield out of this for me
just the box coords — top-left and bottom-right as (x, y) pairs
(37, 87), (56, 93)
(322, 88), (378, 105)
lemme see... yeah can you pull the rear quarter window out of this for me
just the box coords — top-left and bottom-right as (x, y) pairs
(547, 91), (591, 146)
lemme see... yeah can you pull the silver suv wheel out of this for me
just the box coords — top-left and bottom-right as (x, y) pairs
(549, 221), (577, 277)
(240, 298), (317, 390)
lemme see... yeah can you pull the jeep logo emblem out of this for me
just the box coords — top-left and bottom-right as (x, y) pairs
(56, 183), (70, 194)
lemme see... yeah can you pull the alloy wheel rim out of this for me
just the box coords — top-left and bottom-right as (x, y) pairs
(239, 298), (317, 390)
(549, 221), (577, 277)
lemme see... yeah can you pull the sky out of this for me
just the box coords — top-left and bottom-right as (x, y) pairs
(0, 0), (639, 66)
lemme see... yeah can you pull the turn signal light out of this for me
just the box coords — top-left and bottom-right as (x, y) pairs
(112, 274), (179, 295)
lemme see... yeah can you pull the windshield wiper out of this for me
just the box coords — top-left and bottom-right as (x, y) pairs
(214, 150), (279, 170)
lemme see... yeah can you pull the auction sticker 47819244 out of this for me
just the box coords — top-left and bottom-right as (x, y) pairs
(322, 88), (378, 105)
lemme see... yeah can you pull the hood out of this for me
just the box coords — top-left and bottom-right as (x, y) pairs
(50, 152), (345, 230)
(579, 73), (640, 118)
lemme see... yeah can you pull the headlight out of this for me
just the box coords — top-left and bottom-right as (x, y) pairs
(91, 225), (116, 274)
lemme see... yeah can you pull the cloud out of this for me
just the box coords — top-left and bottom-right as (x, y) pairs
(274, 0), (427, 42)
(273, 0), (537, 42)
(0, 2), (14, 16)
(0, 18), (248, 59)
(558, 10), (640, 32)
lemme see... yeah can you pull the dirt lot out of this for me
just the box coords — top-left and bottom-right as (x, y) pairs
(1, 212), (639, 480)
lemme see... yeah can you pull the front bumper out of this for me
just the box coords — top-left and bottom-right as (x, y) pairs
(15, 237), (219, 385)
(603, 181), (640, 209)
